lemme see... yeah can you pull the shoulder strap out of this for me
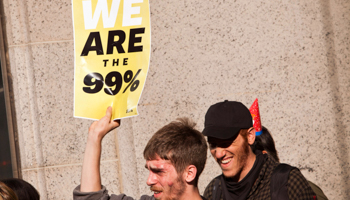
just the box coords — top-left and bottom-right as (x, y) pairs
(271, 163), (295, 200)
(212, 175), (222, 200)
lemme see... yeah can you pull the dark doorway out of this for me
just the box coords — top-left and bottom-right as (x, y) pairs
(0, 0), (20, 179)
(0, 59), (13, 179)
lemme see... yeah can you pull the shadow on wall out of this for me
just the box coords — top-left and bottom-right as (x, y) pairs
(321, 0), (350, 197)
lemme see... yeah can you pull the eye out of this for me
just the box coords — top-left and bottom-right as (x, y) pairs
(209, 142), (217, 149)
(223, 141), (233, 147)
(150, 168), (164, 175)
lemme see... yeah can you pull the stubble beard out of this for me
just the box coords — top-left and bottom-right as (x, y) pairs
(236, 140), (252, 179)
(224, 140), (251, 181)
(166, 175), (186, 200)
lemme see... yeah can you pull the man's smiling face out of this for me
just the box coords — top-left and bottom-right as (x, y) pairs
(145, 155), (186, 200)
(208, 131), (251, 181)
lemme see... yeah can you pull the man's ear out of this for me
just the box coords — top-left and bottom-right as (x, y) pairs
(247, 127), (256, 145)
(184, 165), (197, 183)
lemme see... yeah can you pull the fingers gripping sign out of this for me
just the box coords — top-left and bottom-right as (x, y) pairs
(88, 106), (120, 141)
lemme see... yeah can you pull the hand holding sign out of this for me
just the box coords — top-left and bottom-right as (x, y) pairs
(88, 106), (120, 141)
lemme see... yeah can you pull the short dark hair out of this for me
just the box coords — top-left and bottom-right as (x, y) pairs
(254, 126), (279, 162)
(143, 118), (207, 185)
(1, 178), (40, 200)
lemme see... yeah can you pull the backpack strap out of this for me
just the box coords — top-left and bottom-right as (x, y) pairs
(212, 175), (222, 200)
(271, 163), (296, 200)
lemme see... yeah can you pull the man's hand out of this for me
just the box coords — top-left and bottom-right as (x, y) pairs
(80, 106), (120, 192)
(88, 106), (120, 142)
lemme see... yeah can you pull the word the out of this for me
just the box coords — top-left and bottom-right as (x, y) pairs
(103, 58), (128, 67)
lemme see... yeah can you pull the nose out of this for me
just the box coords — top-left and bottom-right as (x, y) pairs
(146, 171), (157, 186)
(212, 147), (226, 160)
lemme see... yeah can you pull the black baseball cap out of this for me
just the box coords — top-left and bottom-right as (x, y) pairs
(202, 100), (253, 139)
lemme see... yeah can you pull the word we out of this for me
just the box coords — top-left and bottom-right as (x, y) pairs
(83, 0), (143, 29)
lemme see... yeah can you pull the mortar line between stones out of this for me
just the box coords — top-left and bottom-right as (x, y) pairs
(8, 39), (74, 48)
(21, 159), (119, 171)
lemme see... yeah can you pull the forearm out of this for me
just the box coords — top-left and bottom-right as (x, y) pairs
(79, 107), (120, 193)
(80, 135), (103, 192)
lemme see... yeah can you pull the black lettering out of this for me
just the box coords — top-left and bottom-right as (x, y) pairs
(103, 59), (109, 67)
(112, 59), (119, 66)
(123, 58), (128, 65)
(81, 32), (104, 56)
(128, 28), (144, 53)
(107, 30), (126, 54)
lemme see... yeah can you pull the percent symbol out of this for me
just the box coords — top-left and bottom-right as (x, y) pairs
(123, 69), (142, 93)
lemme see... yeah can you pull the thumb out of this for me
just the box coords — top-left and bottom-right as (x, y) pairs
(105, 106), (113, 120)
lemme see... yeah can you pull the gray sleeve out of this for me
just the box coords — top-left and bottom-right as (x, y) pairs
(73, 185), (154, 200)
(140, 195), (155, 200)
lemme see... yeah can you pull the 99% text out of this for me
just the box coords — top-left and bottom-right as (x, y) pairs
(83, 69), (141, 95)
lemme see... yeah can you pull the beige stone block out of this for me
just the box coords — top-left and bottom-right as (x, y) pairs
(22, 169), (48, 200)
(43, 163), (119, 200)
(21, 161), (122, 200)
(8, 46), (41, 169)
(26, 0), (73, 42)
(3, 0), (73, 45)
(115, 118), (140, 197)
(2, 0), (30, 45)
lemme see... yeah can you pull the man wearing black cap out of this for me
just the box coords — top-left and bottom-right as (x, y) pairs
(202, 100), (316, 200)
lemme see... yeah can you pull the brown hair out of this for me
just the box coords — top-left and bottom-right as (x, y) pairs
(143, 118), (207, 185)
(0, 182), (18, 200)
(239, 129), (249, 142)
(1, 179), (39, 200)
(239, 128), (256, 153)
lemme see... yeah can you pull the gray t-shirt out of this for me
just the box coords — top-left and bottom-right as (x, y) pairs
(73, 185), (155, 200)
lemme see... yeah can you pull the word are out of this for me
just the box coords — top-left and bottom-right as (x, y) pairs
(81, 28), (144, 56)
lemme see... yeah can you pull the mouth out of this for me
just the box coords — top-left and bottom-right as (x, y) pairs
(221, 158), (232, 164)
(219, 157), (232, 167)
(152, 191), (162, 199)
(150, 187), (163, 198)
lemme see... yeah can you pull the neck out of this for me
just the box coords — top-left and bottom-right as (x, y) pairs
(237, 152), (256, 182)
(179, 186), (202, 200)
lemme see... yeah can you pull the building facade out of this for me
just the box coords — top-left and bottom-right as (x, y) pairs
(0, 0), (349, 199)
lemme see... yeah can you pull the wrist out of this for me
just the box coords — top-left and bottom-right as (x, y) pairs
(87, 132), (103, 145)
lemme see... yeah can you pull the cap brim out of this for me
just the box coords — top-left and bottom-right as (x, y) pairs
(202, 126), (241, 140)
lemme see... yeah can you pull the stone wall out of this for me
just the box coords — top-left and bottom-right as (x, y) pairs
(2, 0), (349, 199)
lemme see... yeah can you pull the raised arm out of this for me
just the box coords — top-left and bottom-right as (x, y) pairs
(80, 107), (120, 192)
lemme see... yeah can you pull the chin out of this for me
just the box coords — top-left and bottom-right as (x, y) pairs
(222, 170), (238, 179)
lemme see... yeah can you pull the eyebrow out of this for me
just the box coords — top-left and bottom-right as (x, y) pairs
(145, 165), (164, 172)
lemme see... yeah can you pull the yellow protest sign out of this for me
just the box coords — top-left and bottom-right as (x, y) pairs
(72, 0), (151, 120)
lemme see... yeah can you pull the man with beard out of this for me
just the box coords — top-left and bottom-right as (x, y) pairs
(202, 101), (316, 200)
(73, 107), (207, 200)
